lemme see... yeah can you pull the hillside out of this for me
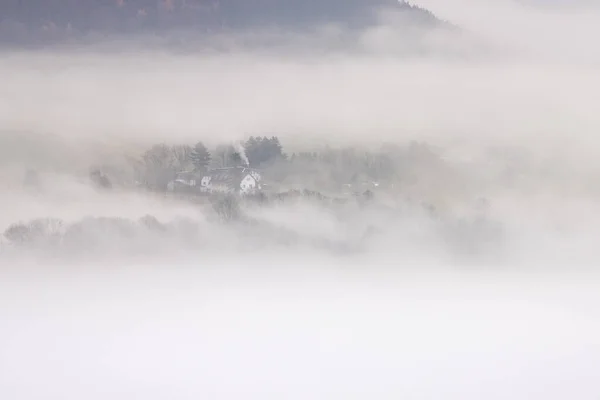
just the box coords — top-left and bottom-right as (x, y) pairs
(0, 0), (442, 45)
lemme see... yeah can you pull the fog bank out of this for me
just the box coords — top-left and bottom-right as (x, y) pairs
(1, 1), (600, 399)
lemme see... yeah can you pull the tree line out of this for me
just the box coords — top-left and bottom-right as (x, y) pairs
(0, 0), (440, 45)
(135, 136), (286, 190)
(133, 135), (445, 192)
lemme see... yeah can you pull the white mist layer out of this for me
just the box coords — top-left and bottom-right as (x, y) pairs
(2, 55), (599, 152)
(1, 267), (600, 400)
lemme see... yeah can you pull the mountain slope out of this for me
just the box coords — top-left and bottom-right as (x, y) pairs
(0, 0), (442, 45)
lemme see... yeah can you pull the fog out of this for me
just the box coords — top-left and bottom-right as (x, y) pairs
(1, 1), (600, 399)
(2, 267), (600, 400)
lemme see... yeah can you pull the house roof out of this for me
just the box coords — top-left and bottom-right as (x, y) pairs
(206, 167), (259, 184)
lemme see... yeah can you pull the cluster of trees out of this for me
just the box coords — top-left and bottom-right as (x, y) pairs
(279, 141), (446, 190)
(135, 136), (286, 190)
(133, 135), (446, 193)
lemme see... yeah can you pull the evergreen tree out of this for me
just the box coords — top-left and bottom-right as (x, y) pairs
(244, 135), (286, 167)
(190, 141), (211, 171)
(230, 151), (244, 166)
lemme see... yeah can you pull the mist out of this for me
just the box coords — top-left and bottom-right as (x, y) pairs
(1, 1), (600, 398)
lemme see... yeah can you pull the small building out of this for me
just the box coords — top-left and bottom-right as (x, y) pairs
(168, 167), (262, 196)
(167, 170), (199, 193)
(200, 167), (262, 195)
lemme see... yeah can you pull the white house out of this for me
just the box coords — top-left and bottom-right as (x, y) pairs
(168, 167), (262, 195)
(199, 167), (262, 195)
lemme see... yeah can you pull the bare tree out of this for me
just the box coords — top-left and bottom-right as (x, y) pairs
(171, 144), (194, 172)
(141, 143), (177, 191)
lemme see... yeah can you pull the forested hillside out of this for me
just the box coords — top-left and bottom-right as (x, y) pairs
(0, 0), (441, 45)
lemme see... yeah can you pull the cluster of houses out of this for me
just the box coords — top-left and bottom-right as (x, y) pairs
(167, 166), (263, 196)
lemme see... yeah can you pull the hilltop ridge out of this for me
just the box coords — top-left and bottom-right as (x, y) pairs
(0, 0), (442, 45)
